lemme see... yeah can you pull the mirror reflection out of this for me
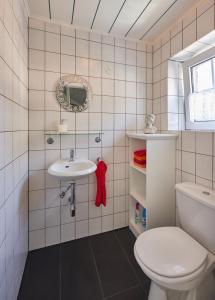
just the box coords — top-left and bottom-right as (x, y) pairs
(63, 84), (87, 106)
(56, 74), (92, 112)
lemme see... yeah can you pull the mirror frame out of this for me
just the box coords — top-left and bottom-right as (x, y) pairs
(56, 74), (92, 112)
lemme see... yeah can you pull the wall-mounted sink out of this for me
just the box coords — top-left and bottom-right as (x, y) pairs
(48, 159), (97, 181)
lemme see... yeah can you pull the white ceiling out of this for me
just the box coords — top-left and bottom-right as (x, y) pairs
(28, 0), (197, 41)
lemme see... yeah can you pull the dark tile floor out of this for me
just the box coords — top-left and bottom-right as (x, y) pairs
(18, 227), (150, 300)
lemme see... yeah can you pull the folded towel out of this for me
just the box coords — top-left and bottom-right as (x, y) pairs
(134, 149), (146, 168)
(95, 160), (107, 207)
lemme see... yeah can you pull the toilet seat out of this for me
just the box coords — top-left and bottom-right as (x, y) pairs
(135, 251), (207, 291)
(134, 227), (208, 291)
(135, 227), (208, 278)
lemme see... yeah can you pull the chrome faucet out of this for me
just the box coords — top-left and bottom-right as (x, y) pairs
(69, 149), (75, 162)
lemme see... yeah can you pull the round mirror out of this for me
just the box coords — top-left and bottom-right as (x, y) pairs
(56, 74), (92, 112)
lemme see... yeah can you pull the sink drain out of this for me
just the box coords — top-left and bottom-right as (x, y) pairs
(202, 191), (210, 195)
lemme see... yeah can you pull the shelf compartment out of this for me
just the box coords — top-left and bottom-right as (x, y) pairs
(130, 163), (147, 175)
(129, 197), (147, 237)
(130, 191), (147, 208)
(130, 167), (146, 207)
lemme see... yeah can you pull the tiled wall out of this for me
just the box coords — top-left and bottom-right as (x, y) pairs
(152, 0), (215, 189)
(175, 131), (215, 189)
(28, 17), (152, 250)
(0, 0), (29, 299)
(153, 0), (215, 131)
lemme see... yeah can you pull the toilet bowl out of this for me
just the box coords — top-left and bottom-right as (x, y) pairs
(134, 183), (215, 300)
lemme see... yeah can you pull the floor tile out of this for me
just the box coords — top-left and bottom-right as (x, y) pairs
(61, 237), (102, 300)
(18, 245), (60, 300)
(18, 228), (149, 300)
(115, 227), (136, 256)
(107, 286), (148, 300)
(90, 231), (138, 297)
(115, 228), (151, 294)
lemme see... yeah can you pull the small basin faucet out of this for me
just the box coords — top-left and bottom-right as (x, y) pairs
(69, 149), (75, 162)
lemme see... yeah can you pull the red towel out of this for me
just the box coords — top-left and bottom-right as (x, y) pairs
(95, 160), (107, 207)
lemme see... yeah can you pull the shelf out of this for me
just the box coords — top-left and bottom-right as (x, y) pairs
(130, 163), (147, 175)
(127, 133), (178, 140)
(128, 132), (177, 235)
(130, 191), (147, 208)
(129, 219), (146, 237)
(45, 131), (104, 136)
(45, 131), (104, 144)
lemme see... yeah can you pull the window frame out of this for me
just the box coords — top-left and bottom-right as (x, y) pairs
(183, 46), (215, 130)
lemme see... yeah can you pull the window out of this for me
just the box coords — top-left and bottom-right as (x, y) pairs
(183, 47), (215, 130)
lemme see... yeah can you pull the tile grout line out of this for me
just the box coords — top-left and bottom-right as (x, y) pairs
(112, 37), (116, 231)
(88, 239), (105, 300)
(44, 22), (47, 248)
(29, 24), (153, 54)
(99, 35), (104, 233)
(27, 16), (30, 253)
(59, 23), (62, 250)
(212, 132), (214, 189)
(113, 230), (148, 295)
(74, 28), (77, 239)
(87, 30), (90, 238)
(124, 42), (127, 227)
(88, 230), (145, 300)
(59, 243), (62, 300)
(104, 283), (141, 300)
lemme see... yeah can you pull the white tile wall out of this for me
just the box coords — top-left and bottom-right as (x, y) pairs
(0, 0), (29, 299)
(152, 0), (215, 190)
(153, 0), (215, 132)
(175, 131), (215, 189)
(28, 17), (152, 250)
(2, 0), (211, 274)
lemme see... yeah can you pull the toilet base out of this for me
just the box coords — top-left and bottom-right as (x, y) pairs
(148, 282), (196, 300)
(148, 272), (215, 300)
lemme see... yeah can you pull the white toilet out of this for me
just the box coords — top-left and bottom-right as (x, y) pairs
(134, 182), (215, 300)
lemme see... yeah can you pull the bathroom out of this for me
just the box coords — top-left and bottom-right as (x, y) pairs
(1, 0), (215, 299)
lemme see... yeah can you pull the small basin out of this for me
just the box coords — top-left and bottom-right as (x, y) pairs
(48, 159), (97, 181)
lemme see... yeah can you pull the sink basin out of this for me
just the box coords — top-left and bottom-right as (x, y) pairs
(48, 159), (97, 181)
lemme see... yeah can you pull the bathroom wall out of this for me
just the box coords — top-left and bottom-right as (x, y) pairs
(0, 0), (29, 299)
(28, 17), (152, 250)
(152, 0), (215, 189)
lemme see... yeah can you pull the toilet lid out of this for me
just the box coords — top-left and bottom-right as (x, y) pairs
(135, 227), (208, 278)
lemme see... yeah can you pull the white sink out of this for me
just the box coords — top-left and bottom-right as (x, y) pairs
(48, 159), (97, 181)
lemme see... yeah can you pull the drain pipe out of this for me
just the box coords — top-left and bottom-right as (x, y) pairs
(59, 182), (76, 217)
(69, 182), (76, 217)
(59, 184), (71, 199)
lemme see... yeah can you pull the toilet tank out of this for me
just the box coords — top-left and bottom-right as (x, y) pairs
(176, 182), (215, 254)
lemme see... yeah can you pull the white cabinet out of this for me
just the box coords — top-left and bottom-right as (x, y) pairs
(127, 133), (178, 237)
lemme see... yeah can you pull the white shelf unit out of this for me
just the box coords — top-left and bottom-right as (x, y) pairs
(128, 133), (178, 237)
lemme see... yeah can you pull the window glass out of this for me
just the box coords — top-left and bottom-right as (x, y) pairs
(191, 59), (213, 93)
(189, 90), (215, 122)
(183, 46), (215, 130)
